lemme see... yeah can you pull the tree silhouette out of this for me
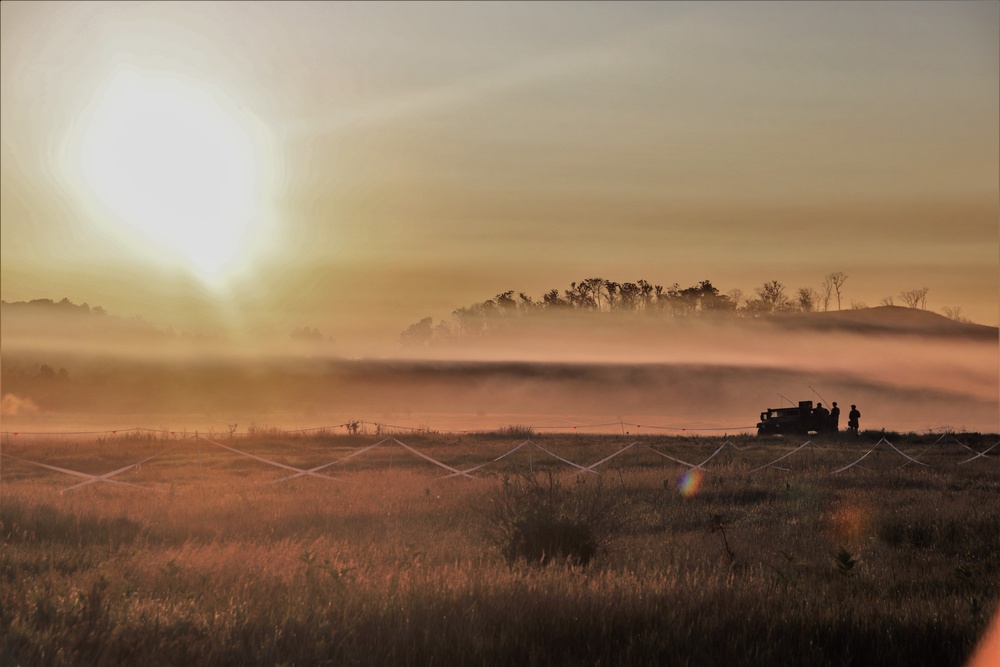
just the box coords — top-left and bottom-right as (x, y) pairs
(825, 272), (848, 310)
(652, 284), (667, 312)
(694, 280), (734, 313)
(637, 280), (654, 311)
(726, 288), (743, 310)
(582, 278), (605, 310)
(542, 289), (569, 308)
(738, 280), (792, 317)
(400, 317), (434, 346)
(819, 278), (833, 312)
(797, 287), (818, 313)
(397, 273), (975, 345)
(452, 305), (482, 338)
(663, 283), (686, 316)
(899, 287), (929, 309)
(618, 282), (641, 310)
(564, 282), (582, 308)
(941, 306), (966, 322)
(494, 291), (517, 315)
(603, 280), (620, 310)
(757, 280), (791, 312)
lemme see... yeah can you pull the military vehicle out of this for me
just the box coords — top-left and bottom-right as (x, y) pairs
(757, 400), (834, 436)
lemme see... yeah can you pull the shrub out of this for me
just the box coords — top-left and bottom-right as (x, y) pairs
(481, 471), (622, 566)
(505, 510), (597, 566)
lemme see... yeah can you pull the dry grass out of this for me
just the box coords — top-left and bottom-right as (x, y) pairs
(1, 431), (998, 666)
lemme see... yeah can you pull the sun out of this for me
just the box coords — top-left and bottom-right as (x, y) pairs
(73, 67), (266, 284)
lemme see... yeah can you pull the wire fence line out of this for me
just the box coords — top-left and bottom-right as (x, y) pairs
(1, 417), (759, 439)
(1, 430), (995, 494)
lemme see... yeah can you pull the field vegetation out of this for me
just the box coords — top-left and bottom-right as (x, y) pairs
(2, 429), (998, 666)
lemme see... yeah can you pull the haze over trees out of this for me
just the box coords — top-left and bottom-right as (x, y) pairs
(0, 297), (169, 340)
(401, 273), (945, 346)
(0, 298), (336, 348)
(0, 281), (974, 360)
(2, 290), (995, 432)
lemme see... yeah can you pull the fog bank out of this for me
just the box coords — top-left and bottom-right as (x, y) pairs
(2, 304), (996, 434)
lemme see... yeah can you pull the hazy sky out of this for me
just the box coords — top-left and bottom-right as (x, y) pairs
(2, 1), (998, 348)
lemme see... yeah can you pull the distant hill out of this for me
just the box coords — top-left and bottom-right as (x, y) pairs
(3, 298), (994, 360)
(776, 306), (997, 339)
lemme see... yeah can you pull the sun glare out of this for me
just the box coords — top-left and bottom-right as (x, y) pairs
(72, 67), (267, 285)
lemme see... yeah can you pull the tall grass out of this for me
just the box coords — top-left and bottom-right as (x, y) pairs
(2, 432), (997, 666)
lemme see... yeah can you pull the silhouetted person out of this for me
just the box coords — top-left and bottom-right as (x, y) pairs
(848, 405), (861, 433)
(830, 402), (841, 431)
(813, 402), (830, 431)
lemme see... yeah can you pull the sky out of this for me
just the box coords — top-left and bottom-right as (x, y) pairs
(2, 1), (998, 350)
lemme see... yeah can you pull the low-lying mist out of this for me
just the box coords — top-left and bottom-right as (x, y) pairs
(2, 305), (997, 434)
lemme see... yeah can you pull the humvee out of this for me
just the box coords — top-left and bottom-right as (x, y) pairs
(757, 400), (833, 436)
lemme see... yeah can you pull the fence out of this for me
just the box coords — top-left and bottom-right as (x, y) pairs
(1, 425), (995, 494)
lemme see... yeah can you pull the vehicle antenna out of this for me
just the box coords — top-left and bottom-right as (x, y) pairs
(777, 393), (793, 406)
(808, 385), (829, 406)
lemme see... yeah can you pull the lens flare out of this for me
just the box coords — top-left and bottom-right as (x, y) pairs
(827, 500), (873, 544)
(677, 468), (703, 498)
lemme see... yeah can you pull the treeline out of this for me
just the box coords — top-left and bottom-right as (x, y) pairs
(401, 273), (939, 346)
(1, 298), (190, 342)
(2, 299), (337, 345)
(1, 297), (110, 317)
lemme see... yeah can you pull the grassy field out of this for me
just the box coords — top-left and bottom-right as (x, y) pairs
(2, 429), (998, 666)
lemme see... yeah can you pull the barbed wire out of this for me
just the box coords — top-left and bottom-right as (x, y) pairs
(2, 432), (994, 494)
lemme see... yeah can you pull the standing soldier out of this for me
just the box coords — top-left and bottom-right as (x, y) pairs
(830, 402), (841, 431)
(813, 402), (830, 432)
(848, 405), (861, 433)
